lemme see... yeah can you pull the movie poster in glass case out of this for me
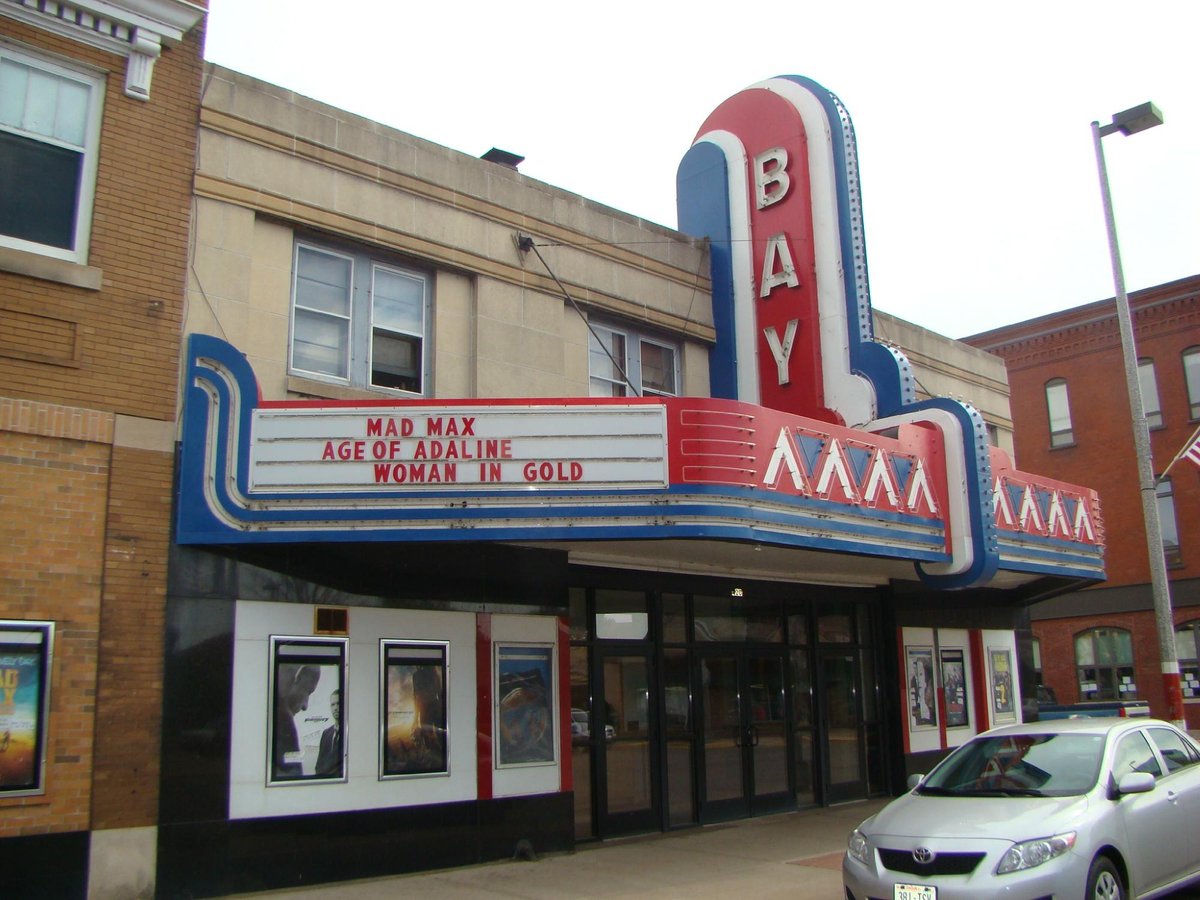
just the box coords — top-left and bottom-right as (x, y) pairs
(495, 643), (555, 767)
(380, 641), (448, 778)
(905, 645), (937, 731)
(989, 647), (1016, 722)
(940, 648), (969, 728)
(0, 621), (54, 796)
(268, 636), (346, 785)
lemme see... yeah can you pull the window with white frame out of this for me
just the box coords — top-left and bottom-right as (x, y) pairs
(588, 321), (679, 398)
(1182, 347), (1200, 420)
(0, 46), (103, 264)
(1138, 358), (1163, 428)
(1045, 378), (1074, 448)
(290, 240), (430, 394)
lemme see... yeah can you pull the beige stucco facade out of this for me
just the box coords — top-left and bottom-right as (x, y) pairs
(188, 66), (714, 408)
(874, 309), (1015, 457)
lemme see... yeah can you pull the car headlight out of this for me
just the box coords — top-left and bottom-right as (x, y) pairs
(996, 832), (1076, 874)
(847, 828), (872, 866)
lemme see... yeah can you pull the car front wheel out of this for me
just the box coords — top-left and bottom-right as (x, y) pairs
(1086, 856), (1125, 900)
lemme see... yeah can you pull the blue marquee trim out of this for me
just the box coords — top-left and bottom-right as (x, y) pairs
(676, 142), (738, 400)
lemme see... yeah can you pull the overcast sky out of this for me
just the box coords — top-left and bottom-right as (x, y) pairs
(203, 0), (1198, 339)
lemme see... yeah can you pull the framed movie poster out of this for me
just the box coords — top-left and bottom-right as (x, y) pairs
(495, 643), (555, 767)
(905, 646), (937, 731)
(989, 647), (1016, 722)
(940, 648), (969, 728)
(268, 636), (347, 785)
(380, 640), (448, 778)
(0, 621), (54, 797)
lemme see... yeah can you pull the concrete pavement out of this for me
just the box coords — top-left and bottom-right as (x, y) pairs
(226, 799), (890, 899)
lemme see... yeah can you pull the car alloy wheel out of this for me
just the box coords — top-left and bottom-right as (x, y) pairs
(1087, 856), (1125, 900)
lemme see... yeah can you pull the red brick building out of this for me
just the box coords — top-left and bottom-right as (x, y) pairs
(0, 3), (205, 897)
(966, 274), (1200, 729)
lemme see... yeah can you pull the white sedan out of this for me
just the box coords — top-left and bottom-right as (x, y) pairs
(843, 717), (1200, 900)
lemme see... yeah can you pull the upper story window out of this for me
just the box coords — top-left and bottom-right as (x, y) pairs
(1176, 620), (1200, 702)
(1138, 358), (1163, 428)
(1156, 476), (1182, 566)
(589, 321), (679, 398)
(1074, 627), (1135, 701)
(1045, 378), (1074, 448)
(0, 46), (103, 264)
(1183, 347), (1200, 420)
(290, 240), (430, 395)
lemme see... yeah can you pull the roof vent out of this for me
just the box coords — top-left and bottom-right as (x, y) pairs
(481, 147), (524, 169)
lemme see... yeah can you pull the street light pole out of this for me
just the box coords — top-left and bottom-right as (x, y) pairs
(1090, 102), (1186, 728)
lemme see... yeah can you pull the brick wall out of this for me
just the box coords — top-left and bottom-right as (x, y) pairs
(1034, 607), (1200, 727)
(90, 445), (176, 828)
(0, 403), (112, 836)
(970, 283), (1200, 588)
(0, 11), (206, 840)
(0, 18), (202, 420)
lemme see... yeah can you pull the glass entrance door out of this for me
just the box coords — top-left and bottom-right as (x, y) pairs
(819, 650), (867, 802)
(594, 650), (659, 836)
(698, 651), (791, 822)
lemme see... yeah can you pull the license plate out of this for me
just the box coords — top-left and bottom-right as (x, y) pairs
(894, 885), (936, 900)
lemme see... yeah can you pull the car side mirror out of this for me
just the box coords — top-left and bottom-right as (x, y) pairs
(1116, 771), (1155, 795)
(907, 773), (924, 790)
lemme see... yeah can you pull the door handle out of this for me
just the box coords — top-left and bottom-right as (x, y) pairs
(749, 725), (759, 747)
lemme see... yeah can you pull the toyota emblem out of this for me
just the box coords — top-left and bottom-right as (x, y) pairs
(912, 847), (936, 864)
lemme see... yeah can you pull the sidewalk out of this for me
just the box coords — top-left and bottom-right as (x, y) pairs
(227, 799), (889, 900)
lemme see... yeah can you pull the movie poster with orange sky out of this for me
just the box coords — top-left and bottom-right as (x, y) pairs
(0, 646), (43, 792)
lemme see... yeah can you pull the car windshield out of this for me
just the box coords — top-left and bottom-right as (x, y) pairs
(917, 733), (1105, 797)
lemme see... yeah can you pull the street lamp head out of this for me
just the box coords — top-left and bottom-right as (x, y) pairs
(1100, 102), (1164, 137)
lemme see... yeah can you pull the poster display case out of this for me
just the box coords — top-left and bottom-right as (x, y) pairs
(495, 643), (555, 767)
(0, 621), (54, 797)
(268, 636), (347, 784)
(905, 645), (937, 731)
(380, 640), (449, 778)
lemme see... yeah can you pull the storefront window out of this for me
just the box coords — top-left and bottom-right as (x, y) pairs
(790, 650), (812, 727)
(1074, 627), (1135, 700)
(595, 590), (648, 640)
(1176, 620), (1200, 701)
(662, 593), (687, 644)
(817, 612), (853, 643)
(857, 604), (875, 645)
(569, 587), (588, 641)
(787, 612), (809, 645)
(693, 595), (782, 642)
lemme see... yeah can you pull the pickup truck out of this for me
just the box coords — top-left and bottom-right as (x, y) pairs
(1031, 685), (1151, 720)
